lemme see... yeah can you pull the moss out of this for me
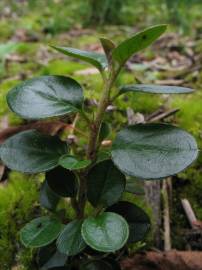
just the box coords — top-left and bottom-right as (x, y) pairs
(0, 172), (40, 269)
(40, 59), (88, 76)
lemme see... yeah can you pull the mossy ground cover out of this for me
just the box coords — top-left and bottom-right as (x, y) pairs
(0, 0), (202, 268)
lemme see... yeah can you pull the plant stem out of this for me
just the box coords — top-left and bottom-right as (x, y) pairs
(86, 77), (114, 161)
(76, 70), (118, 218)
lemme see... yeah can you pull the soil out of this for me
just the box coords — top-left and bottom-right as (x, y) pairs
(121, 251), (202, 270)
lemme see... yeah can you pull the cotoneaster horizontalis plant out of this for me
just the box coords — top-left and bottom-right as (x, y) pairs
(0, 25), (199, 270)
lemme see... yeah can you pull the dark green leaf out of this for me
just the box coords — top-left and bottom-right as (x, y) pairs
(81, 260), (113, 270)
(37, 244), (67, 270)
(112, 25), (167, 66)
(125, 177), (145, 195)
(99, 38), (116, 64)
(107, 201), (150, 243)
(57, 220), (86, 256)
(51, 46), (107, 71)
(105, 259), (121, 270)
(81, 212), (129, 252)
(48, 266), (71, 270)
(40, 181), (60, 211)
(46, 167), (77, 198)
(96, 151), (111, 163)
(59, 155), (91, 170)
(119, 84), (193, 95)
(7, 75), (83, 120)
(112, 123), (198, 179)
(98, 122), (111, 142)
(0, 130), (68, 173)
(87, 160), (125, 207)
(20, 216), (62, 248)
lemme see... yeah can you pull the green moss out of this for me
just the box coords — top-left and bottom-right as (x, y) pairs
(0, 172), (39, 269)
(40, 59), (88, 76)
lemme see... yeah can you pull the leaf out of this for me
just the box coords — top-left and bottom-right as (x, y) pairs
(59, 155), (91, 170)
(48, 266), (71, 270)
(81, 212), (129, 252)
(0, 130), (68, 173)
(51, 46), (108, 72)
(81, 260), (113, 270)
(107, 201), (150, 243)
(7, 75), (83, 120)
(99, 38), (116, 64)
(105, 259), (121, 270)
(98, 122), (111, 142)
(57, 220), (86, 256)
(20, 216), (62, 248)
(40, 181), (60, 211)
(112, 24), (167, 66)
(111, 123), (198, 179)
(37, 244), (67, 270)
(119, 84), (193, 95)
(46, 167), (77, 198)
(87, 160), (125, 207)
(125, 177), (145, 195)
(96, 150), (111, 163)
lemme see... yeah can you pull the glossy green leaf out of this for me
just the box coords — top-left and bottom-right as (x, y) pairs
(46, 167), (77, 198)
(112, 25), (167, 66)
(59, 155), (91, 170)
(87, 160), (125, 207)
(40, 181), (60, 211)
(20, 216), (62, 248)
(0, 130), (68, 173)
(99, 38), (116, 64)
(112, 123), (198, 179)
(51, 46), (108, 71)
(81, 260), (113, 270)
(57, 220), (86, 256)
(7, 75), (83, 120)
(82, 212), (129, 252)
(37, 244), (67, 270)
(119, 84), (193, 95)
(107, 201), (150, 243)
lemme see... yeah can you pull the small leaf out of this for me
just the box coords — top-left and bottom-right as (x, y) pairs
(59, 155), (91, 170)
(96, 151), (111, 163)
(111, 123), (198, 179)
(7, 75), (83, 120)
(81, 212), (129, 252)
(37, 244), (67, 270)
(0, 130), (68, 173)
(40, 181), (60, 211)
(99, 38), (116, 64)
(119, 84), (193, 95)
(51, 46), (108, 71)
(48, 266), (71, 270)
(125, 177), (145, 195)
(107, 201), (150, 243)
(81, 260), (113, 270)
(46, 167), (77, 198)
(20, 216), (62, 248)
(112, 25), (167, 66)
(98, 122), (111, 142)
(57, 220), (86, 256)
(87, 160), (125, 207)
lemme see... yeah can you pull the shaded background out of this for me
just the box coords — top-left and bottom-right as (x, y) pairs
(0, 0), (202, 269)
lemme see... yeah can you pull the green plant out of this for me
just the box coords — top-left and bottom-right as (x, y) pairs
(0, 25), (199, 269)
